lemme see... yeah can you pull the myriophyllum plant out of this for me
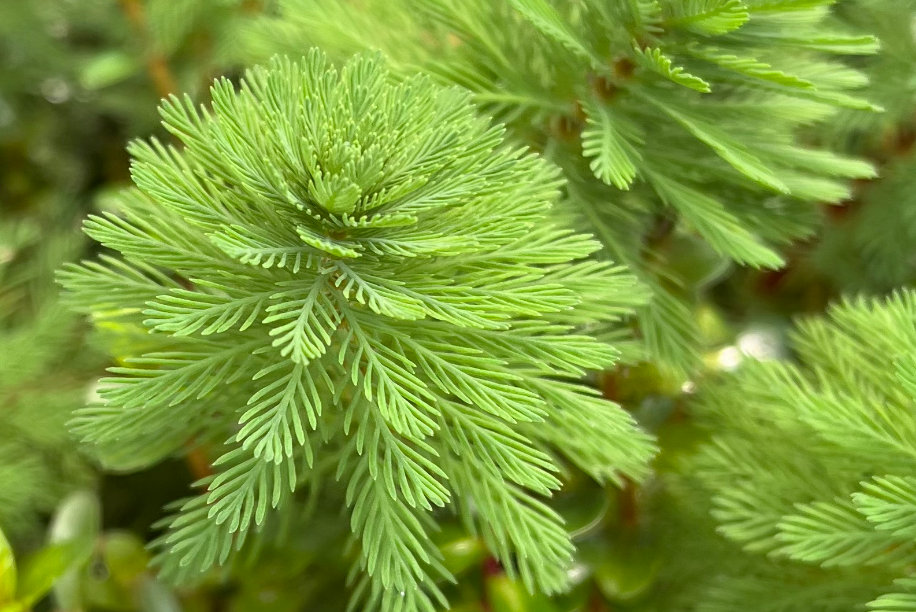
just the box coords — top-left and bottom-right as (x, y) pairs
(60, 51), (654, 611)
(245, 0), (880, 375)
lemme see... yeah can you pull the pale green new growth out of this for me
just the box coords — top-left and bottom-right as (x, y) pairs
(60, 51), (654, 612)
(245, 0), (879, 374)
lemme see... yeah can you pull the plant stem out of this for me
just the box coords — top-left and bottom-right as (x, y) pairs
(118, 0), (177, 98)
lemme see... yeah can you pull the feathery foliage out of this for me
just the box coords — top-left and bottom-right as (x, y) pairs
(810, 0), (916, 292)
(0, 207), (98, 540)
(670, 290), (916, 611)
(244, 0), (879, 374)
(60, 51), (655, 612)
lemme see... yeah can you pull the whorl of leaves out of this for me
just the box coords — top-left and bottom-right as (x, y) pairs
(60, 51), (654, 612)
(245, 0), (880, 375)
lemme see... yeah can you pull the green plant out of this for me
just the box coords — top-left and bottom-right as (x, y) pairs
(809, 0), (916, 292)
(0, 202), (100, 540)
(59, 50), (654, 612)
(668, 290), (916, 611)
(244, 0), (879, 375)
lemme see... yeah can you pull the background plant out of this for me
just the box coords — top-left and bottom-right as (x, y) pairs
(653, 291), (916, 612)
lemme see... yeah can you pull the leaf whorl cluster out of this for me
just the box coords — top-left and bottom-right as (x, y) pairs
(60, 51), (654, 611)
(246, 0), (880, 374)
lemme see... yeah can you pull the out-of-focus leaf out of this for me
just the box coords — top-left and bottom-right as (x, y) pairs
(555, 487), (610, 540)
(49, 491), (100, 545)
(603, 362), (684, 404)
(437, 530), (486, 578)
(0, 529), (16, 603)
(48, 491), (100, 610)
(448, 602), (487, 612)
(486, 575), (559, 612)
(695, 303), (732, 347)
(17, 539), (93, 606)
(80, 52), (141, 90)
(654, 419), (707, 473)
(551, 566), (592, 612)
(592, 537), (660, 602)
(102, 531), (150, 587)
(664, 234), (732, 289)
(81, 570), (134, 612)
(137, 577), (182, 612)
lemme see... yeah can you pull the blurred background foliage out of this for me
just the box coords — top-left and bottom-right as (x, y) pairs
(1, 0), (916, 611)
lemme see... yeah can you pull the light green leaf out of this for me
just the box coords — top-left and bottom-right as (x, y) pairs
(239, 359), (329, 463)
(153, 446), (293, 583)
(509, 0), (596, 64)
(642, 94), (789, 192)
(0, 529), (15, 604)
(775, 499), (916, 567)
(650, 174), (784, 268)
(143, 282), (274, 336)
(868, 577), (916, 612)
(666, 0), (749, 35)
(264, 278), (342, 363)
(688, 45), (813, 88)
(633, 46), (711, 93)
(581, 103), (643, 190)
(854, 476), (916, 539)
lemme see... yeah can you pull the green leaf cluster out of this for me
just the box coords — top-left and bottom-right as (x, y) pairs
(809, 1), (916, 292)
(60, 51), (655, 612)
(243, 0), (879, 374)
(672, 290), (916, 611)
(0, 203), (99, 539)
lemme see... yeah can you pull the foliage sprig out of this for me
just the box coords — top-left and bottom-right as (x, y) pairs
(60, 50), (655, 612)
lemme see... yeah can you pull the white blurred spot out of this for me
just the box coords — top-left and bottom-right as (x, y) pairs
(681, 380), (697, 394)
(717, 346), (742, 371)
(0, 247), (14, 265)
(42, 78), (71, 104)
(566, 562), (590, 585)
(737, 329), (782, 361)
